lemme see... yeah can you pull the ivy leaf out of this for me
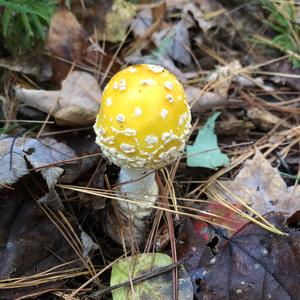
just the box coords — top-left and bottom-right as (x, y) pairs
(186, 112), (230, 169)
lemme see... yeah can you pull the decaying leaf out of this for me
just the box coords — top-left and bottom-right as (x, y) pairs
(0, 135), (76, 189)
(207, 60), (242, 98)
(200, 212), (300, 300)
(15, 71), (101, 126)
(211, 150), (300, 215)
(182, 0), (224, 33)
(103, 0), (137, 43)
(247, 107), (288, 131)
(0, 51), (51, 80)
(152, 20), (191, 66)
(0, 181), (80, 299)
(0, 136), (28, 187)
(47, 6), (88, 84)
(185, 86), (227, 114)
(177, 218), (215, 297)
(132, 9), (153, 39)
(110, 253), (193, 300)
(186, 112), (230, 168)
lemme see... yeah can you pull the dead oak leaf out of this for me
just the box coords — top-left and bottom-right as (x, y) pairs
(210, 150), (300, 216)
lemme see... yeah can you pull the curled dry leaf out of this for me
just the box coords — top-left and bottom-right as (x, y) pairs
(185, 86), (227, 114)
(209, 150), (300, 216)
(152, 20), (191, 66)
(200, 212), (300, 300)
(182, 0), (224, 33)
(15, 71), (101, 126)
(0, 135), (77, 189)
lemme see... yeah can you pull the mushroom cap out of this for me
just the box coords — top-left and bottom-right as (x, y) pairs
(94, 64), (191, 169)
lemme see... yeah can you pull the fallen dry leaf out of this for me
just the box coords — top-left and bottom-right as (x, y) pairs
(182, 0), (224, 33)
(177, 218), (215, 297)
(152, 20), (192, 66)
(200, 212), (300, 300)
(15, 71), (101, 126)
(104, 0), (137, 43)
(0, 135), (77, 189)
(0, 180), (79, 299)
(209, 150), (300, 216)
(0, 51), (51, 80)
(132, 8), (153, 39)
(207, 60), (242, 98)
(185, 86), (227, 114)
(47, 6), (88, 84)
(247, 107), (288, 131)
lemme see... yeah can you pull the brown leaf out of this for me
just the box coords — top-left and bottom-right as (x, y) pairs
(15, 71), (101, 126)
(247, 107), (286, 131)
(0, 181), (79, 299)
(0, 51), (51, 80)
(210, 150), (300, 216)
(200, 212), (300, 300)
(47, 7), (88, 84)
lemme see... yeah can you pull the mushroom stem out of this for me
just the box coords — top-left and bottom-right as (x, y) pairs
(117, 167), (158, 243)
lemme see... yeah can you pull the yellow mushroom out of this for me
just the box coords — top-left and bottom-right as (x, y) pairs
(93, 64), (191, 245)
(94, 64), (191, 169)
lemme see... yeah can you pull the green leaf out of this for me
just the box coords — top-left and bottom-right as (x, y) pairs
(186, 112), (230, 169)
(0, 0), (50, 22)
(31, 14), (45, 39)
(2, 7), (13, 37)
(111, 253), (193, 300)
(20, 12), (33, 36)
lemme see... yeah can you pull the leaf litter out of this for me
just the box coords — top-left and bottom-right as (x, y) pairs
(200, 212), (300, 300)
(209, 150), (300, 216)
(0, 135), (76, 188)
(2, 0), (300, 299)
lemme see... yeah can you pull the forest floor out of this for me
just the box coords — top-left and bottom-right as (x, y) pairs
(1, 0), (300, 299)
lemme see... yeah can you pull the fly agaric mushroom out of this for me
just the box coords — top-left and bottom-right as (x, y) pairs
(94, 64), (191, 244)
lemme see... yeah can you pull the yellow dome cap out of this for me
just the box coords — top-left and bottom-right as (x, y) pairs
(94, 64), (191, 169)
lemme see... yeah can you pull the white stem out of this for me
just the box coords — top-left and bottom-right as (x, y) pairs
(116, 167), (158, 243)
